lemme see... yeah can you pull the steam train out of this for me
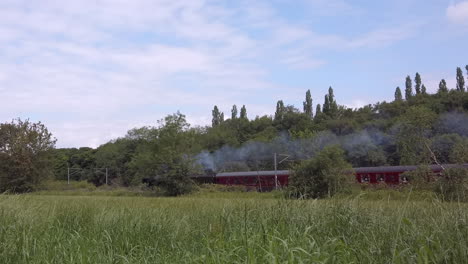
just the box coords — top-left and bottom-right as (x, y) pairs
(188, 164), (468, 191)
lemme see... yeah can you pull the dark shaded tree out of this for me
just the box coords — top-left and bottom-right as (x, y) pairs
(438, 79), (448, 93)
(394, 87), (403, 101)
(421, 84), (427, 95)
(274, 100), (285, 121)
(328, 86), (338, 116)
(240, 105), (248, 120)
(315, 104), (322, 117)
(456, 67), (465, 92)
(323, 94), (330, 114)
(466, 65), (468, 81)
(415, 72), (422, 94)
(303, 89), (313, 118)
(405, 75), (413, 100)
(211, 105), (223, 127)
(231, 105), (238, 120)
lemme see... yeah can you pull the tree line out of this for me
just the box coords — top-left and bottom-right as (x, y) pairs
(1, 65), (467, 195)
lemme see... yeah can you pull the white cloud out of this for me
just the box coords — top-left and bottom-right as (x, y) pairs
(0, 0), (423, 147)
(447, 1), (468, 24)
(347, 24), (420, 49)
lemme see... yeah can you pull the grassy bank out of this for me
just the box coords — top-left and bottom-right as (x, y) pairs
(0, 192), (467, 263)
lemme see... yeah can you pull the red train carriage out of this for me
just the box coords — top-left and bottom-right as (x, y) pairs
(215, 170), (289, 191)
(354, 164), (468, 184)
(184, 164), (468, 190)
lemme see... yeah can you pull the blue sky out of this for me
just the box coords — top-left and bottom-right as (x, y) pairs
(0, 0), (467, 148)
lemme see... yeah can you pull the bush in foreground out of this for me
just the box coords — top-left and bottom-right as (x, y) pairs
(435, 167), (468, 201)
(289, 145), (352, 198)
(0, 119), (56, 192)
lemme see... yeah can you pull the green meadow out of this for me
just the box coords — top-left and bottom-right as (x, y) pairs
(0, 190), (467, 264)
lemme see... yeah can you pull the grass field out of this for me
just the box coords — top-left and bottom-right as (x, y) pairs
(0, 190), (467, 263)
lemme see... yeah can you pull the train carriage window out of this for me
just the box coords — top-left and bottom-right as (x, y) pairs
(400, 175), (409, 183)
(377, 174), (385, 183)
(362, 174), (370, 183)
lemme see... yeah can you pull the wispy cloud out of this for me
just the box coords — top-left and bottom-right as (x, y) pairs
(0, 0), (452, 147)
(447, 1), (468, 25)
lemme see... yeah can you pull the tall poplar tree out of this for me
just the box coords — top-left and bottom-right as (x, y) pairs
(327, 86), (338, 116)
(421, 84), (427, 95)
(211, 106), (221, 127)
(315, 104), (322, 117)
(415, 72), (422, 94)
(323, 95), (330, 114)
(303, 89), (313, 118)
(275, 100), (285, 121)
(394, 87), (403, 101)
(405, 75), (413, 100)
(231, 105), (238, 119)
(240, 105), (247, 120)
(456, 67), (465, 92)
(438, 79), (448, 93)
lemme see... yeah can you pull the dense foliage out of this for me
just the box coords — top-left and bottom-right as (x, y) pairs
(46, 66), (468, 193)
(0, 119), (56, 192)
(289, 146), (352, 198)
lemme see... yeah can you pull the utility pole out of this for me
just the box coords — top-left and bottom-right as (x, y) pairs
(274, 153), (290, 190)
(67, 167), (70, 185)
(274, 153), (278, 189)
(105, 168), (108, 185)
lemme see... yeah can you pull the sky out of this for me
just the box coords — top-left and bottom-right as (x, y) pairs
(1, 0), (467, 148)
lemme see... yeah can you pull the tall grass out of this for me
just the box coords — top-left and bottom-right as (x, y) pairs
(0, 192), (467, 263)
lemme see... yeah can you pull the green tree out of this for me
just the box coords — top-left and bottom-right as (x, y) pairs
(130, 112), (199, 196)
(211, 106), (223, 127)
(405, 75), (413, 100)
(438, 79), (448, 93)
(303, 89), (313, 118)
(421, 84), (427, 95)
(231, 105), (238, 119)
(456, 67), (465, 92)
(289, 145), (352, 199)
(431, 134), (463, 164)
(397, 106), (437, 165)
(315, 104), (322, 117)
(323, 95), (330, 114)
(274, 100), (285, 121)
(415, 72), (422, 94)
(0, 119), (56, 192)
(240, 105), (248, 120)
(394, 87), (403, 101)
(450, 138), (468, 164)
(328, 86), (338, 116)
(466, 65), (468, 81)
(94, 138), (138, 186)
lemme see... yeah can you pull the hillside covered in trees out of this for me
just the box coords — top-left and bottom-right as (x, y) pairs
(48, 66), (468, 187)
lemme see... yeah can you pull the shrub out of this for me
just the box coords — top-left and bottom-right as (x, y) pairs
(401, 165), (437, 190)
(288, 145), (352, 199)
(434, 168), (468, 201)
(0, 119), (56, 192)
